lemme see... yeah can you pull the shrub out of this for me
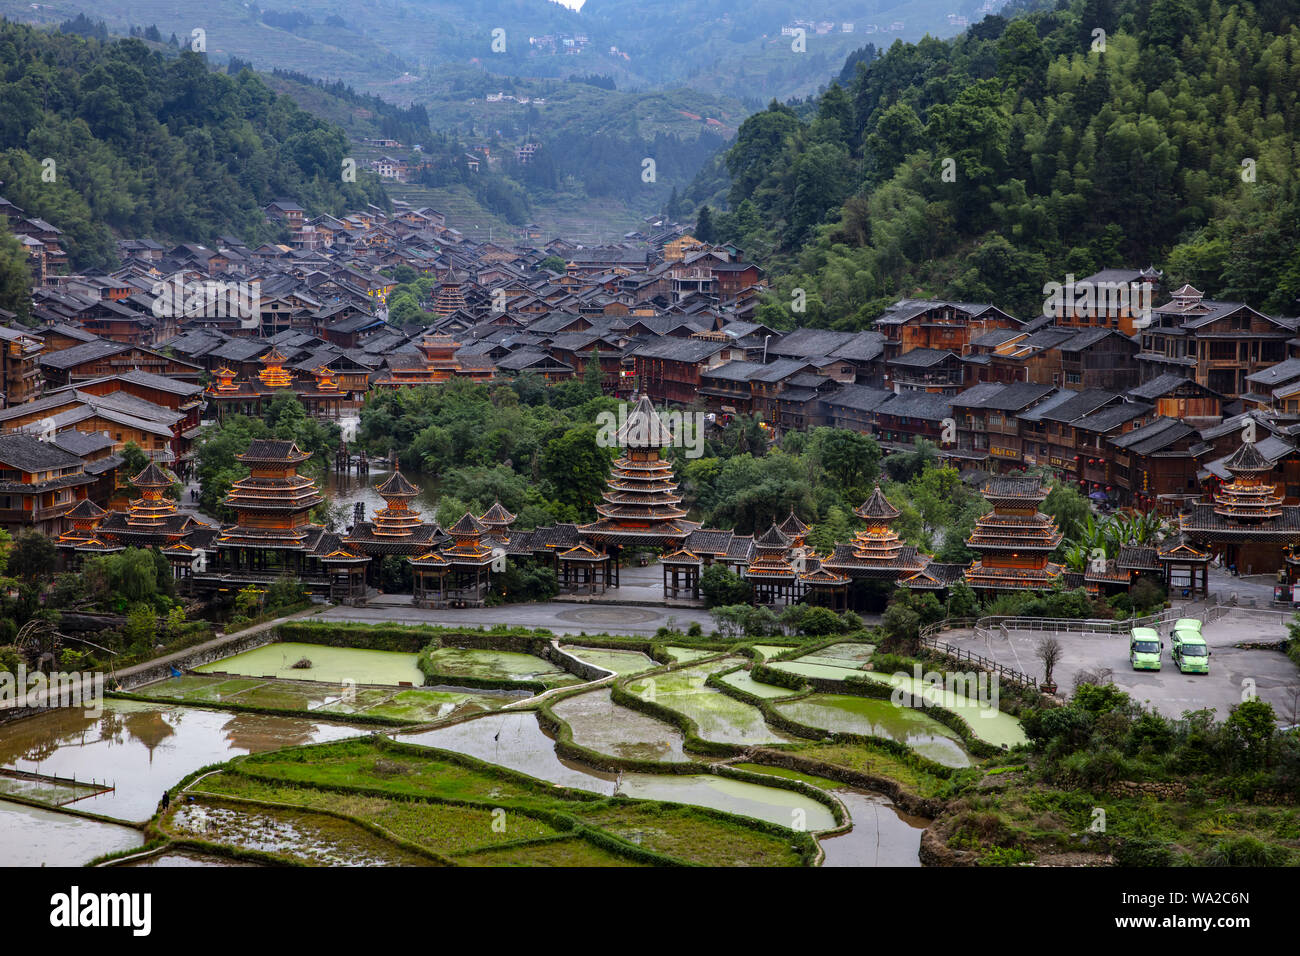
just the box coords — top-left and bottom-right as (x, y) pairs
(1202, 835), (1289, 867)
(122, 602), (157, 653)
(797, 605), (844, 636)
(700, 564), (752, 607)
(1115, 838), (1174, 867)
(0, 644), (22, 674)
(1058, 747), (1130, 788)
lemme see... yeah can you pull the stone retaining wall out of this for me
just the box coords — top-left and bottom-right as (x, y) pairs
(118, 631), (279, 691)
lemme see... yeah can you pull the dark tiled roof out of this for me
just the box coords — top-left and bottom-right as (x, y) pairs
(0, 433), (84, 472)
(755, 524), (792, 548)
(1116, 545), (1160, 570)
(241, 439), (305, 460)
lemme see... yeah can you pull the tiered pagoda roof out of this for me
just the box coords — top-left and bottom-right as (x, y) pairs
(442, 512), (496, 566)
(216, 440), (326, 550)
(479, 500), (517, 540)
(92, 463), (201, 550)
(343, 469), (441, 555)
(257, 346), (294, 389)
(778, 510), (809, 546)
(56, 498), (120, 554)
(125, 463), (179, 528)
(821, 485), (929, 579)
(1211, 441), (1283, 520)
(433, 270), (467, 316)
(743, 524), (797, 581)
(579, 394), (698, 546)
(1182, 438), (1300, 542)
(312, 365), (340, 392)
(211, 366), (240, 394)
(965, 476), (1063, 591)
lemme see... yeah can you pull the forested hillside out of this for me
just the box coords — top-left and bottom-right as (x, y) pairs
(695, 0), (1300, 328)
(0, 20), (387, 271)
(0, 0), (989, 102)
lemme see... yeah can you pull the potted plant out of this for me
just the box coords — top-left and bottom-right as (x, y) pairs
(1036, 635), (1063, 695)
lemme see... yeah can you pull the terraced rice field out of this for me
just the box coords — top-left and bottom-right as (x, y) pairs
(140, 674), (519, 723)
(716, 668), (795, 699)
(625, 658), (790, 746)
(550, 689), (689, 762)
(196, 643), (424, 685)
(560, 646), (657, 676)
(422, 647), (581, 687)
(774, 694), (972, 768)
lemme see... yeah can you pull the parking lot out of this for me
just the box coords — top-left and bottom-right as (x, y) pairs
(941, 612), (1300, 721)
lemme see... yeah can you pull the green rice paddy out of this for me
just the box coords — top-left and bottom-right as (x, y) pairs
(196, 642), (425, 685)
(140, 674), (517, 723)
(774, 694), (973, 768)
(422, 647), (579, 687)
(625, 658), (790, 746)
(560, 645), (657, 676)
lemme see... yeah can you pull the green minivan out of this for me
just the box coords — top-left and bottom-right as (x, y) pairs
(1173, 618), (1203, 634)
(1171, 629), (1210, 674)
(1129, 627), (1163, 671)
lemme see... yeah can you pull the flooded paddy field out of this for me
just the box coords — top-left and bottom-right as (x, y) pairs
(167, 801), (437, 866)
(139, 674), (521, 723)
(400, 711), (620, 793)
(199, 737), (827, 865)
(764, 651), (1026, 750)
(196, 642), (424, 685)
(717, 668), (796, 699)
(624, 658), (791, 746)
(550, 688), (690, 762)
(0, 799), (142, 866)
(0, 699), (364, 821)
(818, 790), (927, 866)
(401, 711), (831, 830)
(422, 647), (581, 688)
(560, 645), (656, 676)
(732, 764), (927, 865)
(2, 625), (968, 866)
(662, 646), (717, 663)
(0, 769), (108, 805)
(617, 773), (836, 830)
(775, 694), (972, 768)
(852, 671), (1028, 749)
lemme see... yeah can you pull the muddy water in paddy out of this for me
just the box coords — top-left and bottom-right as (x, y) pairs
(0, 699), (365, 821)
(819, 790), (927, 867)
(0, 799), (142, 866)
(169, 803), (433, 866)
(125, 849), (260, 867)
(399, 711), (620, 793)
(550, 688), (689, 762)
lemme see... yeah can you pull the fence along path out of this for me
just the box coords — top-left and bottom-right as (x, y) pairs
(918, 619), (1038, 689)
